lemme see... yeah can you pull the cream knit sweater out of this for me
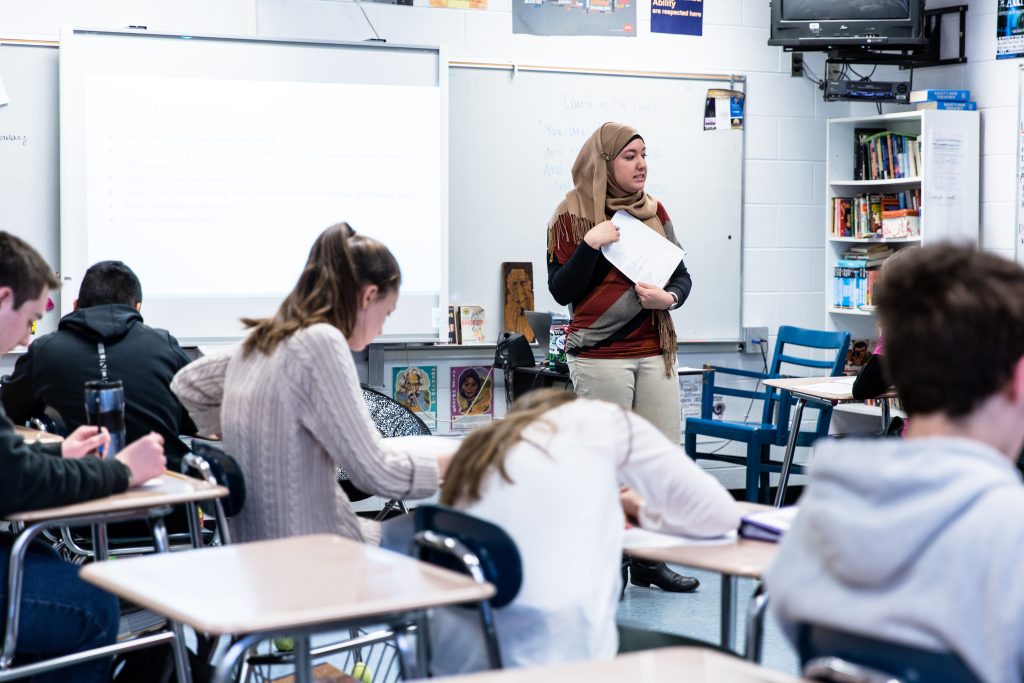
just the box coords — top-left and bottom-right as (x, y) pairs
(171, 324), (439, 543)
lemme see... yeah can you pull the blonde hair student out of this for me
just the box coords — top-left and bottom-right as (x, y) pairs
(430, 388), (739, 675)
(173, 223), (454, 545)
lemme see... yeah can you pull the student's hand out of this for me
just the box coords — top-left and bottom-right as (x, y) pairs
(435, 448), (455, 478)
(115, 433), (167, 487)
(583, 221), (620, 249)
(620, 486), (643, 528)
(635, 282), (675, 310)
(62, 426), (110, 459)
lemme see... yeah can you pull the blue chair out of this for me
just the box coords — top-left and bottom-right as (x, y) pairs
(684, 326), (851, 503)
(797, 623), (982, 683)
(380, 504), (523, 672)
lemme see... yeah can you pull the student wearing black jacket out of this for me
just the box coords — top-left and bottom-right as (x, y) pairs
(0, 232), (164, 683)
(2, 260), (197, 471)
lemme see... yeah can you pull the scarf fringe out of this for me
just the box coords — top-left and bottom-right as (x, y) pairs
(547, 213), (594, 261)
(655, 310), (677, 378)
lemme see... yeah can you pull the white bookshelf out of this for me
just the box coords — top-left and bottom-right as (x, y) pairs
(824, 109), (980, 340)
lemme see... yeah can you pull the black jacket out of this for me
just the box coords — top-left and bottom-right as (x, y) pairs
(0, 405), (129, 517)
(2, 304), (197, 470)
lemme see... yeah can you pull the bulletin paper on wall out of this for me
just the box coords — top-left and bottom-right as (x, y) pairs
(998, 0), (1024, 59)
(513, 0), (637, 36)
(651, 0), (702, 36)
(703, 89), (744, 131)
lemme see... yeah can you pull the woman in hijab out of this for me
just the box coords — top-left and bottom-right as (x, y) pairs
(547, 122), (695, 592)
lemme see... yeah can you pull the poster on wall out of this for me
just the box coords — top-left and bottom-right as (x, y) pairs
(703, 89), (744, 131)
(513, 0), (636, 36)
(450, 365), (495, 430)
(393, 365), (437, 430)
(651, 0), (703, 36)
(429, 0), (487, 8)
(998, 0), (1024, 59)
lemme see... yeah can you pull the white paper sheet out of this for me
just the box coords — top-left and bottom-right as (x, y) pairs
(602, 210), (687, 287)
(622, 528), (737, 549)
(790, 380), (854, 397)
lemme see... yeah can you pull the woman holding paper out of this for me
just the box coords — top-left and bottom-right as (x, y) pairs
(547, 122), (691, 440)
(547, 122), (694, 593)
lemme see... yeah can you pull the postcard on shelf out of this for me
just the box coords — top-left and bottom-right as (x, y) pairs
(604, 210), (687, 287)
(392, 365), (437, 430)
(457, 305), (486, 344)
(450, 365), (495, 430)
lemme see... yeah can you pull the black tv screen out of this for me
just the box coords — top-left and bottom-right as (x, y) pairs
(769, 0), (926, 50)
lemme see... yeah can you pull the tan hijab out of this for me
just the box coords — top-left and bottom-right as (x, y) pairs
(548, 122), (677, 376)
(564, 121), (663, 235)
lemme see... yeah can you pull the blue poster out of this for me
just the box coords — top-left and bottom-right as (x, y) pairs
(651, 0), (702, 36)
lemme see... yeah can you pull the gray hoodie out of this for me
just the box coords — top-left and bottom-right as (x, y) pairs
(766, 436), (1024, 683)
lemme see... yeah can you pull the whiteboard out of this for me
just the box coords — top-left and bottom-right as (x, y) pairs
(0, 43), (61, 336)
(449, 65), (744, 343)
(59, 29), (446, 344)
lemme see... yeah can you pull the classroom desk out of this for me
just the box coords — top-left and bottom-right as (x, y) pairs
(80, 533), (496, 683)
(13, 425), (63, 444)
(1, 472), (227, 683)
(624, 503), (777, 657)
(431, 646), (806, 683)
(509, 365), (571, 400)
(764, 376), (894, 507)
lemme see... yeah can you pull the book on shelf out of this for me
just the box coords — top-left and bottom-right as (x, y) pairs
(831, 190), (920, 237)
(915, 100), (977, 111)
(908, 88), (970, 103)
(844, 338), (878, 374)
(456, 304), (486, 344)
(739, 506), (798, 543)
(447, 305), (459, 344)
(833, 260), (884, 310)
(853, 127), (884, 181)
(859, 131), (920, 181)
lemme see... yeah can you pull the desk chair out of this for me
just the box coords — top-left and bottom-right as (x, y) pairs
(381, 504), (523, 672)
(797, 624), (982, 683)
(337, 385), (432, 519)
(684, 326), (850, 503)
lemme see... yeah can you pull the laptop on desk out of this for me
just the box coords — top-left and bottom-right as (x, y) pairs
(524, 311), (552, 352)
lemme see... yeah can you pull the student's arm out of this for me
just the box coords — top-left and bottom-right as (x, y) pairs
(664, 259), (693, 308)
(295, 327), (439, 500)
(166, 335), (200, 437)
(171, 354), (229, 437)
(548, 242), (601, 306)
(0, 412), (130, 516)
(1, 344), (46, 425)
(615, 408), (739, 537)
(851, 353), (888, 400)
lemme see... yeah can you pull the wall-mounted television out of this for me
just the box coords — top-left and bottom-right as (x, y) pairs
(768, 0), (928, 50)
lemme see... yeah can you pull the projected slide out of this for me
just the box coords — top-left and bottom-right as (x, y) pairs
(83, 75), (442, 300)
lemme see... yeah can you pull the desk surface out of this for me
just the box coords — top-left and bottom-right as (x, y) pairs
(80, 533), (495, 635)
(431, 646), (806, 682)
(625, 503), (777, 578)
(4, 471), (227, 523)
(763, 376), (857, 401)
(14, 425), (63, 444)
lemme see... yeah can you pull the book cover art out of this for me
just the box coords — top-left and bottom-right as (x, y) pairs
(502, 262), (535, 342)
(450, 365), (495, 430)
(458, 305), (486, 343)
(844, 339), (877, 375)
(392, 366), (437, 430)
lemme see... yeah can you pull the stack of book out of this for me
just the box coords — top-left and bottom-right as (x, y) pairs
(833, 246), (891, 310)
(910, 89), (976, 111)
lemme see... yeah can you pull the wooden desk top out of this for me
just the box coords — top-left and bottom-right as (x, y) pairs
(4, 471), (227, 523)
(431, 646), (806, 682)
(14, 425), (64, 444)
(80, 534), (496, 635)
(625, 503), (778, 578)
(763, 376), (856, 401)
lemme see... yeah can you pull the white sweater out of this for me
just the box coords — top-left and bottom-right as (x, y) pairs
(171, 324), (439, 544)
(429, 399), (740, 675)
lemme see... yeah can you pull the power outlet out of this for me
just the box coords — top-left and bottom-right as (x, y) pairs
(742, 327), (769, 354)
(791, 52), (804, 78)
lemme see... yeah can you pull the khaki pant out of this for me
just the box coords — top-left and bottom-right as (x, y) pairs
(569, 355), (680, 443)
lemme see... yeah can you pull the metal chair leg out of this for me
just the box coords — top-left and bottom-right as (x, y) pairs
(745, 581), (769, 662)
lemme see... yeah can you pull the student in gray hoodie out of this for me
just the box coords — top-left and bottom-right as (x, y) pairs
(766, 244), (1024, 683)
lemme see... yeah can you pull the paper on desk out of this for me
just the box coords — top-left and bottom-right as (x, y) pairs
(623, 527), (737, 549)
(602, 211), (687, 287)
(791, 379), (854, 397)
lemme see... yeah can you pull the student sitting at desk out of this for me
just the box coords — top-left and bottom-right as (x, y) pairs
(0, 232), (165, 683)
(429, 388), (739, 675)
(2, 260), (197, 471)
(766, 244), (1024, 683)
(172, 223), (453, 545)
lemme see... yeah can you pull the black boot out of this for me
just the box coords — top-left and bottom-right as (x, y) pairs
(629, 559), (699, 593)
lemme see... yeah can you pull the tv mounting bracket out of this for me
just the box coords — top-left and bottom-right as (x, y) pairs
(822, 4), (968, 70)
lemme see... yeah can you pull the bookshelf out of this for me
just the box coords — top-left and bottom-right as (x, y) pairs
(824, 110), (980, 340)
